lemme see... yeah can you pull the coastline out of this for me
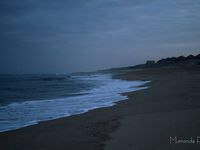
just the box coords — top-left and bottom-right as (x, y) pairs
(0, 74), (149, 133)
(0, 67), (200, 150)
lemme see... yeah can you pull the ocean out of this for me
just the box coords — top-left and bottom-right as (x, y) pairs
(0, 73), (149, 132)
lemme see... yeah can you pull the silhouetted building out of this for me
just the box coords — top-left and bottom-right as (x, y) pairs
(146, 60), (155, 65)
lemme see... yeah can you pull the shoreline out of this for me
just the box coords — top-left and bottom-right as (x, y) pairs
(0, 67), (200, 150)
(0, 74), (149, 133)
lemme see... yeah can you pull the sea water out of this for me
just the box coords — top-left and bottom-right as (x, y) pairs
(0, 73), (149, 132)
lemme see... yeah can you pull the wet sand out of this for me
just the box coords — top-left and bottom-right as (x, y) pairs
(0, 67), (200, 150)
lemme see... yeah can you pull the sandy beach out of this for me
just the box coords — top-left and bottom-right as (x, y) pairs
(0, 67), (200, 150)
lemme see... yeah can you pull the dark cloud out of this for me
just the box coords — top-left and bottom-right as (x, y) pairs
(0, 0), (200, 74)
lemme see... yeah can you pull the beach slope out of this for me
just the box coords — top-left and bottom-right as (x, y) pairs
(0, 67), (200, 150)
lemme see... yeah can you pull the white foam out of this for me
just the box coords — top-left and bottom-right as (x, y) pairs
(0, 74), (150, 132)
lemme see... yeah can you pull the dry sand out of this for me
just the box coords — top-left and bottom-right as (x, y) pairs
(0, 67), (200, 150)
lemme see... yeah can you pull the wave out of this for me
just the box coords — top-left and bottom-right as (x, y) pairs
(0, 74), (150, 132)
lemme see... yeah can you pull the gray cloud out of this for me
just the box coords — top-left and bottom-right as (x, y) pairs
(0, 0), (200, 73)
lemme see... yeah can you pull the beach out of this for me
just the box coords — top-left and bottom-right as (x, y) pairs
(0, 67), (200, 150)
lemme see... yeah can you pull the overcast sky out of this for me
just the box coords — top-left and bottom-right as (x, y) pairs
(0, 0), (200, 74)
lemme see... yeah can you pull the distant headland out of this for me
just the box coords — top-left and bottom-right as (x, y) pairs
(107, 53), (200, 71)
